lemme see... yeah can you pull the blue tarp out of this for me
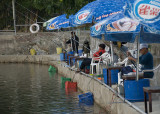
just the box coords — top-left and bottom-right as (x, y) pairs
(71, 0), (125, 27)
(46, 14), (70, 30)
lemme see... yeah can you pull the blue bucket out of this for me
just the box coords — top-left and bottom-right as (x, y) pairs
(78, 50), (83, 56)
(124, 79), (150, 102)
(60, 53), (67, 61)
(68, 51), (74, 55)
(103, 68), (119, 84)
(78, 92), (94, 105)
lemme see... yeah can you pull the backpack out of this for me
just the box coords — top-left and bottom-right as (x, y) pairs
(121, 66), (133, 75)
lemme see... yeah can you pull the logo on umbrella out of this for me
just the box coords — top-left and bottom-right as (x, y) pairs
(95, 24), (102, 31)
(75, 10), (91, 24)
(49, 21), (57, 30)
(134, 0), (160, 23)
(92, 24), (102, 35)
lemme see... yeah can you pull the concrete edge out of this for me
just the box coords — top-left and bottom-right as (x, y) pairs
(0, 55), (146, 114)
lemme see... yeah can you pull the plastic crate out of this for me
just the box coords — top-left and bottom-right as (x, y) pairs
(65, 88), (77, 95)
(48, 65), (56, 72)
(65, 81), (77, 89)
(61, 77), (71, 88)
(78, 92), (94, 105)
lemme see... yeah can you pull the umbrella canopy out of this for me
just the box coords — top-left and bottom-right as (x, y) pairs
(93, 0), (125, 22)
(71, 1), (97, 26)
(124, 0), (160, 43)
(43, 16), (58, 27)
(90, 12), (140, 42)
(91, 0), (160, 43)
(90, 0), (160, 80)
(124, 0), (160, 80)
(71, 0), (125, 27)
(46, 14), (70, 30)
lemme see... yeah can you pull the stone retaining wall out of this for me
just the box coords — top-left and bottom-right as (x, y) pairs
(0, 55), (145, 114)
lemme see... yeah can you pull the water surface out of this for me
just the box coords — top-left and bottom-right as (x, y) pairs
(0, 63), (107, 114)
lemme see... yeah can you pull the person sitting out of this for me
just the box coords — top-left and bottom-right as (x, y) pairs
(82, 40), (90, 57)
(127, 43), (154, 78)
(78, 44), (106, 72)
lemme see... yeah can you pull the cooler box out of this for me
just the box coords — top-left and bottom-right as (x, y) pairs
(124, 79), (150, 102)
(103, 68), (119, 84)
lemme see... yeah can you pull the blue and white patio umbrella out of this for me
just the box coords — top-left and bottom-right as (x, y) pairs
(93, 0), (125, 22)
(124, 0), (160, 43)
(90, 12), (141, 63)
(124, 0), (160, 80)
(71, 1), (97, 27)
(91, 0), (160, 80)
(90, 12), (141, 41)
(71, 0), (125, 27)
(46, 14), (70, 30)
(91, 0), (160, 42)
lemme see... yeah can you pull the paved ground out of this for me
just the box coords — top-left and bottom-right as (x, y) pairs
(133, 95), (160, 114)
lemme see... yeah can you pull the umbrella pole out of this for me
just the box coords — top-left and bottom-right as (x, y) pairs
(136, 35), (140, 81)
(110, 41), (114, 65)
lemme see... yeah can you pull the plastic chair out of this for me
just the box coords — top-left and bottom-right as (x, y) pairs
(114, 57), (128, 66)
(90, 52), (111, 75)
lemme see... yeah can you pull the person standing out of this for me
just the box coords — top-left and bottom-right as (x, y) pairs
(66, 31), (79, 55)
(73, 32), (79, 55)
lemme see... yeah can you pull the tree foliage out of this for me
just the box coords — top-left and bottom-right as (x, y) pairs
(0, 0), (94, 30)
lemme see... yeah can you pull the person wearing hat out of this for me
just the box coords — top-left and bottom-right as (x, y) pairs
(78, 44), (106, 72)
(127, 43), (154, 78)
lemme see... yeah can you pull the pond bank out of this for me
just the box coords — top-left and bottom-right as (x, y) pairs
(0, 55), (145, 114)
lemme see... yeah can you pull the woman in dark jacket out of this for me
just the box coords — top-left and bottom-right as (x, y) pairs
(66, 32), (79, 54)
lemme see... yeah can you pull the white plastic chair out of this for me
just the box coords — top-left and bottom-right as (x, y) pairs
(90, 52), (111, 75)
(114, 57), (128, 66)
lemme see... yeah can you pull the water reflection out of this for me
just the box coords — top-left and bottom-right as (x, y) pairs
(0, 63), (107, 114)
